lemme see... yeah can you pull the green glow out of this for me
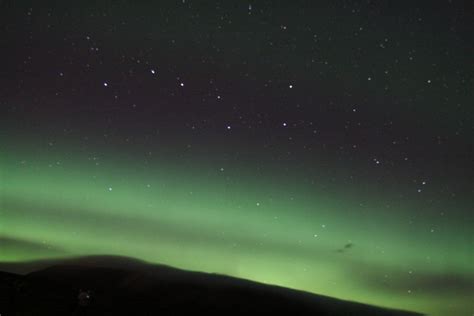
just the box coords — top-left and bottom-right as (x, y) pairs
(1, 143), (472, 316)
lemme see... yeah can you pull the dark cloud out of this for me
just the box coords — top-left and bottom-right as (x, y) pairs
(336, 243), (354, 253)
(0, 236), (66, 255)
(351, 263), (474, 297)
(406, 273), (474, 295)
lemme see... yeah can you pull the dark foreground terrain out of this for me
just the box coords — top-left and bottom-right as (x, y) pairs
(0, 256), (422, 316)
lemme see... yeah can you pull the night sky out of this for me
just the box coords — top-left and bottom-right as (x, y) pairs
(1, 1), (473, 315)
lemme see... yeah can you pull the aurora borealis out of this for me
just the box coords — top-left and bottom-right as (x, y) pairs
(1, 1), (473, 315)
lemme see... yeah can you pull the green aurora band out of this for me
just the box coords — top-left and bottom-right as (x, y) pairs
(1, 142), (473, 316)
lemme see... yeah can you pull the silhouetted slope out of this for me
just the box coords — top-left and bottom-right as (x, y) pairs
(0, 255), (423, 315)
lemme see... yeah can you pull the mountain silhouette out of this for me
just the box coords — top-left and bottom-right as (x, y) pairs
(0, 255), (423, 315)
